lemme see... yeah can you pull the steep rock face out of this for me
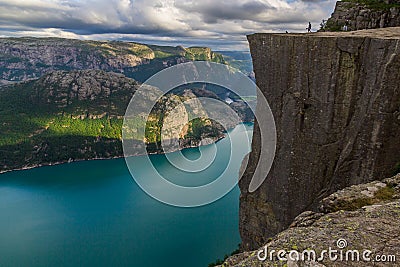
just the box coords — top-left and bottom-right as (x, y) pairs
(325, 0), (400, 31)
(241, 28), (400, 250)
(30, 70), (138, 114)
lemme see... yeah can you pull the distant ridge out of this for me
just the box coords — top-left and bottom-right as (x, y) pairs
(0, 37), (225, 83)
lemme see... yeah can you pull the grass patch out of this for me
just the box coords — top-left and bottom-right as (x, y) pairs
(153, 50), (174, 58)
(336, 198), (374, 211)
(374, 186), (395, 201)
(333, 185), (396, 211)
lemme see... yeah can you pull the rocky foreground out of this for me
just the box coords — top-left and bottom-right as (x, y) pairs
(218, 174), (400, 267)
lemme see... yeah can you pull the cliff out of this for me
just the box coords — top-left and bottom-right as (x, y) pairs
(0, 37), (225, 83)
(241, 27), (400, 250)
(325, 0), (400, 31)
(218, 174), (400, 266)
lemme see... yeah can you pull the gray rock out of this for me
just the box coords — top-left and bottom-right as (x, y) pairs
(318, 174), (400, 213)
(0, 38), (154, 82)
(219, 174), (400, 267)
(241, 28), (400, 250)
(325, 0), (400, 32)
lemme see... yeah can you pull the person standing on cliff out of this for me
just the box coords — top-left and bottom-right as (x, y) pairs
(307, 22), (312, 32)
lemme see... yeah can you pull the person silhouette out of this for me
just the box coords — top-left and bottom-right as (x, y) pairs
(307, 22), (312, 32)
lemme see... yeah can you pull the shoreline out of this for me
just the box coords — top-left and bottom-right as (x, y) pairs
(0, 155), (125, 175)
(0, 122), (254, 175)
(0, 135), (227, 175)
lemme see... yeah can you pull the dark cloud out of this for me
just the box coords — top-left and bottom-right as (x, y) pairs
(176, 1), (276, 24)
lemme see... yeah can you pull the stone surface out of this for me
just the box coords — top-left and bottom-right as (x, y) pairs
(319, 173), (400, 213)
(241, 27), (400, 250)
(218, 174), (400, 266)
(29, 69), (138, 113)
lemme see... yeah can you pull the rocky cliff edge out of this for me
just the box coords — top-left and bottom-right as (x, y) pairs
(240, 27), (400, 250)
(219, 173), (400, 266)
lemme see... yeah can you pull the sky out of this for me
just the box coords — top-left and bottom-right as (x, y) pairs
(0, 0), (336, 50)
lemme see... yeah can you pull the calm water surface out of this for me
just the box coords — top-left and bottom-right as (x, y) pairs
(0, 124), (252, 267)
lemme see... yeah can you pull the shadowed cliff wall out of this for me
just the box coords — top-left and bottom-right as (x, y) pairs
(241, 27), (400, 250)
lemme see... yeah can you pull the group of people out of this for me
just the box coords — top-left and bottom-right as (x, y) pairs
(306, 19), (350, 32)
(284, 20), (350, 34)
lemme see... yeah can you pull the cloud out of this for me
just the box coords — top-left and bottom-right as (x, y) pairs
(175, 0), (282, 24)
(0, 0), (336, 50)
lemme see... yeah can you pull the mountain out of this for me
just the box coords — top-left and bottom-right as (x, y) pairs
(0, 37), (225, 84)
(216, 51), (253, 75)
(0, 37), (256, 173)
(0, 70), (224, 173)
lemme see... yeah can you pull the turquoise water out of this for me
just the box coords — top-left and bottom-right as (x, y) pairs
(0, 124), (253, 267)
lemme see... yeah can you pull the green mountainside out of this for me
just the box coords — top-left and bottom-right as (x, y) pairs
(0, 38), (256, 173)
(216, 51), (253, 75)
(0, 70), (224, 172)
